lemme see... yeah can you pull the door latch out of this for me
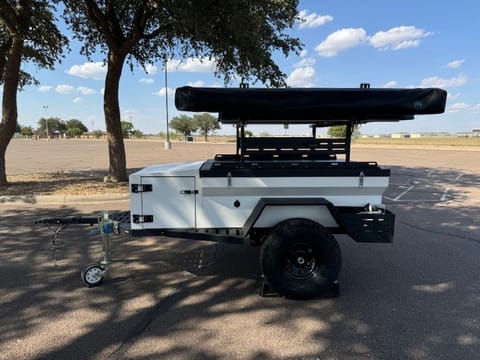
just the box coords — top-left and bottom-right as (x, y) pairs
(179, 190), (198, 195)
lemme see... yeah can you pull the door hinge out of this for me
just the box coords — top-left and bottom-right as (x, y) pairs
(132, 215), (154, 224)
(131, 184), (152, 193)
(358, 171), (365, 187)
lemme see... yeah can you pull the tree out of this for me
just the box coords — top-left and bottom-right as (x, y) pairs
(37, 117), (67, 136)
(327, 125), (361, 139)
(66, 119), (88, 132)
(20, 125), (33, 137)
(0, 0), (67, 185)
(194, 113), (219, 142)
(121, 121), (134, 138)
(65, 119), (88, 137)
(327, 125), (347, 138)
(62, 1), (302, 182)
(131, 129), (143, 139)
(170, 115), (198, 139)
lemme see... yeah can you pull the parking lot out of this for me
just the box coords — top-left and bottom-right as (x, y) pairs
(1, 140), (479, 359)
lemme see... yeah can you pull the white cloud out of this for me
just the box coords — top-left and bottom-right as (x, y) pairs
(382, 81), (398, 88)
(73, 97), (83, 103)
(447, 92), (461, 100)
(297, 10), (333, 29)
(187, 80), (205, 87)
(140, 78), (155, 84)
(145, 64), (158, 75)
(167, 58), (216, 73)
(420, 74), (467, 88)
(471, 104), (480, 113)
(286, 66), (316, 87)
(153, 87), (175, 96)
(369, 26), (430, 50)
(294, 57), (316, 68)
(315, 28), (367, 57)
(299, 49), (308, 58)
(447, 102), (470, 112)
(38, 86), (53, 92)
(77, 86), (96, 95)
(56, 84), (75, 94)
(66, 62), (106, 80)
(100, 88), (105, 95)
(446, 60), (464, 69)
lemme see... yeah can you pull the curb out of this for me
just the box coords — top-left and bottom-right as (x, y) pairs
(0, 193), (129, 205)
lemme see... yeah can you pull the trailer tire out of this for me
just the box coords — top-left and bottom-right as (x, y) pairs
(81, 263), (104, 288)
(260, 218), (341, 299)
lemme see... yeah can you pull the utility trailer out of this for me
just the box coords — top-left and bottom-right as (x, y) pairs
(127, 84), (446, 299)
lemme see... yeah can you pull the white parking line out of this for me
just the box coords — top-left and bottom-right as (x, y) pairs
(393, 185), (415, 201)
(440, 188), (449, 201)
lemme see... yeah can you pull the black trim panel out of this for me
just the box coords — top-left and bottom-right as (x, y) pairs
(243, 198), (334, 235)
(200, 159), (390, 178)
(131, 228), (244, 244)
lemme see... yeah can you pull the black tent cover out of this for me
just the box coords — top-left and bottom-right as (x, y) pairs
(175, 86), (447, 125)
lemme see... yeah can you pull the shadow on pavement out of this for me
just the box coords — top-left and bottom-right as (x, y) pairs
(0, 165), (478, 359)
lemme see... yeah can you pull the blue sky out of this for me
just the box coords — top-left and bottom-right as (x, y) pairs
(7, 0), (479, 135)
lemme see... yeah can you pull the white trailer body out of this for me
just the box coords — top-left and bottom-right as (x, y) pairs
(130, 162), (389, 232)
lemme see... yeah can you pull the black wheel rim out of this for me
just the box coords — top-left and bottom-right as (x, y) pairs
(285, 243), (317, 280)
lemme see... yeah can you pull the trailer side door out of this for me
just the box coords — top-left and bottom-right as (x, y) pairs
(139, 176), (196, 229)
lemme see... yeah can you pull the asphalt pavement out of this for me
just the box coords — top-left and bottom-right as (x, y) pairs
(0, 141), (479, 359)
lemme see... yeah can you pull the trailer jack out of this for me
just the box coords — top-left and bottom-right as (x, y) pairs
(36, 212), (128, 287)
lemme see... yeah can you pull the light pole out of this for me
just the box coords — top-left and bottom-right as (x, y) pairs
(164, 58), (171, 150)
(43, 105), (49, 141)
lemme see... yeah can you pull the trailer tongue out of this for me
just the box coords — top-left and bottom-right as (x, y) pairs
(128, 84), (446, 299)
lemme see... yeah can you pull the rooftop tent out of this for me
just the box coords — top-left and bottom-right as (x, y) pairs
(174, 86), (447, 125)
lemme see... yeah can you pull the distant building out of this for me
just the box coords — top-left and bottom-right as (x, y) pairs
(391, 133), (410, 138)
(473, 129), (480, 137)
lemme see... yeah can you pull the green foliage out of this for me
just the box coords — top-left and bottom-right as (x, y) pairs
(20, 125), (33, 137)
(170, 115), (198, 138)
(0, 0), (69, 184)
(121, 121), (134, 138)
(131, 129), (144, 138)
(36, 117), (88, 137)
(66, 127), (82, 137)
(327, 125), (361, 139)
(327, 126), (347, 138)
(193, 113), (219, 141)
(62, 1), (302, 87)
(0, 1), (68, 88)
(65, 119), (88, 137)
(244, 130), (253, 137)
(60, 0), (302, 180)
(66, 119), (88, 132)
(37, 117), (67, 134)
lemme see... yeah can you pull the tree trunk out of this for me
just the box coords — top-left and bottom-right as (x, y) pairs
(0, 38), (22, 186)
(104, 50), (128, 182)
